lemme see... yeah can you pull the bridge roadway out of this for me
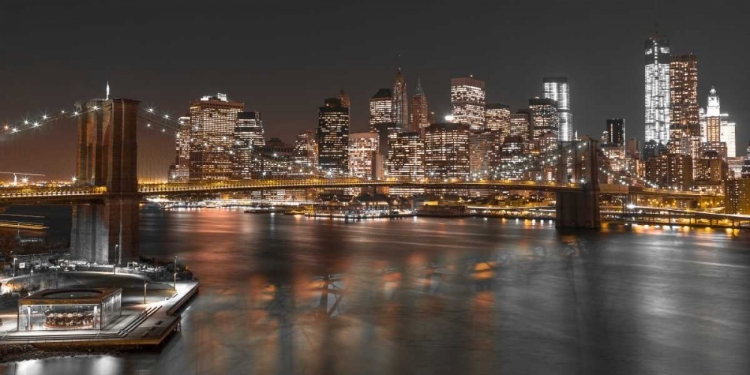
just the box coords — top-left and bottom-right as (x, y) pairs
(0, 178), (716, 204)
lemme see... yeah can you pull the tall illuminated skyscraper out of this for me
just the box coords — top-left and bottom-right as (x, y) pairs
(605, 118), (625, 147)
(231, 111), (265, 179)
(543, 77), (572, 141)
(424, 123), (471, 179)
(392, 69), (409, 130)
(450, 76), (486, 131)
(670, 54), (699, 134)
(370, 88), (393, 127)
(645, 34), (671, 147)
(705, 87), (721, 143)
(317, 98), (349, 176)
(188, 93), (244, 180)
(409, 77), (429, 132)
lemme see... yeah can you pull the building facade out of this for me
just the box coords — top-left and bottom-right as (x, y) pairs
(386, 132), (424, 180)
(645, 34), (671, 148)
(424, 123), (471, 179)
(348, 132), (378, 179)
(409, 77), (429, 132)
(188, 94), (244, 180)
(485, 103), (511, 141)
(317, 98), (349, 176)
(450, 77), (486, 131)
(604, 119), (625, 147)
(369, 88), (393, 127)
(529, 98), (559, 145)
(392, 69), (409, 131)
(543, 77), (572, 141)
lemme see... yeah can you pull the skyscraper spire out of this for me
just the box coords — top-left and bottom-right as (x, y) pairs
(414, 76), (424, 96)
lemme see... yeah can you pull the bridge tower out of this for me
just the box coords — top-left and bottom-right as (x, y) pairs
(70, 98), (140, 265)
(554, 140), (601, 229)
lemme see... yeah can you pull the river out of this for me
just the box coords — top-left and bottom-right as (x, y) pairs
(2, 208), (750, 374)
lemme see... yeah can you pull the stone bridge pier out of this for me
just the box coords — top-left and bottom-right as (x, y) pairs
(70, 98), (140, 265)
(554, 140), (601, 229)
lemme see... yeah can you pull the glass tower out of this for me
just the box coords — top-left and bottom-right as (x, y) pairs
(645, 35), (671, 147)
(450, 76), (486, 131)
(317, 98), (349, 176)
(542, 77), (572, 141)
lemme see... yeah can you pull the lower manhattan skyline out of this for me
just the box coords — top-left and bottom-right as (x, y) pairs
(1, 0), (748, 178)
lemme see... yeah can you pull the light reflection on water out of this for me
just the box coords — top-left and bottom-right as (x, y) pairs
(2, 209), (750, 375)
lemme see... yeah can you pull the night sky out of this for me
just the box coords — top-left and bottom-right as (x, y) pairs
(1, 0), (748, 180)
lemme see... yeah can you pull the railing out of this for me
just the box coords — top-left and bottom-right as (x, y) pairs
(0, 179), (721, 200)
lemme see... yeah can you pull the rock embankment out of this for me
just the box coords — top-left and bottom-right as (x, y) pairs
(0, 344), (121, 363)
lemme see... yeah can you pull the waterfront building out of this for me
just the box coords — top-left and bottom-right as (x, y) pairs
(424, 123), (471, 179)
(317, 98), (349, 176)
(369, 88), (393, 127)
(348, 132), (379, 179)
(409, 77), (430, 132)
(543, 77), (572, 141)
(604, 119), (625, 147)
(18, 288), (122, 332)
(485, 103), (511, 141)
(645, 33), (671, 147)
(529, 98), (559, 145)
(450, 76), (486, 131)
(188, 93), (244, 181)
(392, 69), (409, 130)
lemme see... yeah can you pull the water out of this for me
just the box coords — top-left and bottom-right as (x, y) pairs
(3, 209), (750, 374)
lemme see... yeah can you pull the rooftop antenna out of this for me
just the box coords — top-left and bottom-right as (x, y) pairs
(106, 81), (110, 100)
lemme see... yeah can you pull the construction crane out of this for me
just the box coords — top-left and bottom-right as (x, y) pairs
(0, 171), (46, 186)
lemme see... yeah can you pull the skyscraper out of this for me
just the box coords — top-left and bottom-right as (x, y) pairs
(231, 111), (265, 179)
(293, 130), (318, 175)
(168, 115), (191, 182)
(317, 98), (349, 176)
(369, 88), (393, 127)
(528, 98), (559, 143)
(450, 76), (486, 131)
(605, 119), (625, 147)
(348, 132), (378, 179)
(645, 34), (671, 147)
(669, 54), (699, 145)
(392, 69), (408, 130)
(705, 87), (721, 143)
(387, 132), (424, 181)
(543, 77), (572, 141)
(188, 94), (244, 180)
(424, 123), (471, 179)
(409, 77), (429, 132)
(485, 103), (511, 140)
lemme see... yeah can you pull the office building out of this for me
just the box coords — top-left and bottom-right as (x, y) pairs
(370, 88), (393, 127)
(348, 132), (378, 179)
(188, 93), (244, 180)
(231, 111), (265, 179)
(645, 34), (671, 147)
(392, 69), (408, 130)
(317, 98), (349, 176)
(604, 119), (625, 147)
(543, 77), (573, 141)
(387, 132), (424, 180)
(725, 179), (750, 214)
(485, 103), (511, 141)
(450, 76), (486, 131)
(510, 110), (531, 143)
(529, 98), (559, 144)
(292, 130), (317, 176)
(409, 77), (429, 132)
(168, 115), (191, 182)
(469, 131), (497, 177)
(424, 123), (471, 179)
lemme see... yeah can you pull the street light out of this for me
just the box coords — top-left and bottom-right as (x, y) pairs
(143, 279), (148, 304)
(113, 244), (119, 274)
(173, 256), (177, 290)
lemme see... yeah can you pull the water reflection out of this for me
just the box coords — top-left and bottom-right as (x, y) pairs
(2, 211), (749, 374)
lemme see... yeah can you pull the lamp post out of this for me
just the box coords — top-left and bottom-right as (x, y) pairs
(173, 256), (177, 290)
(113, 244), (119, 274)
(13, 257), (17, 278)
(143, 280), (148, 304)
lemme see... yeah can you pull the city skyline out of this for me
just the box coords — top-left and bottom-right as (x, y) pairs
(1, 0), (748, 179)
